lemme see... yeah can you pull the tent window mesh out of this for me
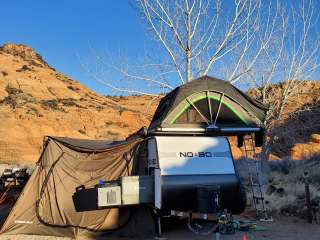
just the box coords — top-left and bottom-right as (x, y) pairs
(174, 98), (244, 124)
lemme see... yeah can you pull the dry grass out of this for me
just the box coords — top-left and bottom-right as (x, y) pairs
(265, 156), (320, 220)
(236, 155), (320, 221)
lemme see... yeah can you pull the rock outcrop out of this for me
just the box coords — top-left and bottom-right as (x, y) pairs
(0, 43), (319, 164)
(0, 43), (158, 163)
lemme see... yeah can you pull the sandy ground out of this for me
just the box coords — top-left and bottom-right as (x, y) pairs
(0, 215), (319, 240)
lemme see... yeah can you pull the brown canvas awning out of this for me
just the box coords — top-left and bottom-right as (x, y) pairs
(0, 133), (153, 238)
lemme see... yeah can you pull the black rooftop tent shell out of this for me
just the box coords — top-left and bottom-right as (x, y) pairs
(148, 76), (267, 132)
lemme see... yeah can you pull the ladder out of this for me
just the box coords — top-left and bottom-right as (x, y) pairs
(243, 133), (270, 221)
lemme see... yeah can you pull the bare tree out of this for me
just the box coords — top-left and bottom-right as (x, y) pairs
(137, 0), (265, 84)
(87, 0), (265, 93)
(90, 0), (319, 92)
(87, 0), (320, 160)
(245, 0), (320, 161)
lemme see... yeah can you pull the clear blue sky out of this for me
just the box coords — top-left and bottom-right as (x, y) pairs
(1, 1), (319, 95)
(0, 0), (149, 95)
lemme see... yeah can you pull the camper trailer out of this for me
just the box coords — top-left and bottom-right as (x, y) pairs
(147, 135), (246, 215)
(97, 76), (267, 233)
(1, 76), (268, 238)
(97, 135), (247, 216)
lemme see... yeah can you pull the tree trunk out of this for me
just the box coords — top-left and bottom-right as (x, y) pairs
(186, 10), (191, 82)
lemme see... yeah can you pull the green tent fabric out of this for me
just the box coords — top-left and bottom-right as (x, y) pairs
(149, 76), (267, 131)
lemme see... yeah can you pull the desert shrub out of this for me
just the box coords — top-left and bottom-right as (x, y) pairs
(58, 98), (86, 109)
(0, 96), (17, 108)
(265, 156), (320, 218)
(96, 105), (104, 111)
(268, 159), (294, 175)
(307, 154), (320, 163)
(40, 99), (60, 110)
(107, 130), (119, 136)
(59, 98), (77, 107)
(26, 106), (39, 116)
(104, 121), (130, 128)
(119, 106), (127, 115)
(0, 88), (35, 109)
(78, 129), (86, 135)
(1, 70), (8, 76)
(105, 121), (113, 127)
(95, 130), (121, 140)
(16, 65), (32, 72)
(111, 97), (120, 102)
(84, 93), (95, 100)
(5, 85), (23, 95)
(311, 173), (320, 186)
(67, 85), (80, 91)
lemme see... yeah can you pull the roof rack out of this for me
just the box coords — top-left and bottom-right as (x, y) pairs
(148, 126), (263, 137)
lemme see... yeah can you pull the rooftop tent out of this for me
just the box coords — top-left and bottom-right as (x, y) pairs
(148, 76), (267, 132)
(0, 132), (154, 238)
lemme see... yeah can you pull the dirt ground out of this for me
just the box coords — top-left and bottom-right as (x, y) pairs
(162, 216), (320, 240)
(0, 183), (319, 240)
(0, 171), (319, 240)
(0, 215), (319, 240)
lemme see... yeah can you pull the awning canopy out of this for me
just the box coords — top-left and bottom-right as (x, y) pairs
(0, 132), (153, 238)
